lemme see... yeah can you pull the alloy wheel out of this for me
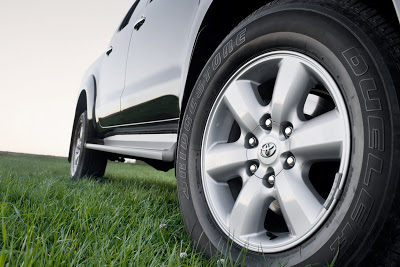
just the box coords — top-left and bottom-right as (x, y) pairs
(201, 51), (351, 252)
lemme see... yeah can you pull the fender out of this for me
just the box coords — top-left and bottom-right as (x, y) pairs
(82, 75), (96, 123)
(177, 0), (266, 136)
(68, 56), (104, 162)
(179, 0), (213, 109)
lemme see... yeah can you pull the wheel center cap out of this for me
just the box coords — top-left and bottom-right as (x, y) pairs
(261, 143), (277, 158)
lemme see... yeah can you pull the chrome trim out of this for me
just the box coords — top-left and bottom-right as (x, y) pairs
(99, 118), (179, 129)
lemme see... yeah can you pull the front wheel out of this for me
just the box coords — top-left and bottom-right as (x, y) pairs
(177, 1), (400, 266)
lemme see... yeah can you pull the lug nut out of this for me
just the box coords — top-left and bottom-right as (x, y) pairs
(268, 175), (275, 186)
(265, 118), (272, 128)
(286, 156), (296, 167)
(248, 137), (258, 147)
(249, 164), (258, 174)
(284, 126), (293, 138)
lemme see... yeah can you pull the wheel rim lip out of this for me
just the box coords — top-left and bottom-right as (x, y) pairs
(71, 122), (83, 176)
(201, 51), (351, 253)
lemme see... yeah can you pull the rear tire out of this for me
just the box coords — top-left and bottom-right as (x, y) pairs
(70, 111), (107, 180)
(177, 0), (400, 266)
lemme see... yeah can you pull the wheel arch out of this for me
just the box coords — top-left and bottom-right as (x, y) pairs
(178, 0), (271, 130)
(178, 0), (399, 135)
(68, 75), (97, 162)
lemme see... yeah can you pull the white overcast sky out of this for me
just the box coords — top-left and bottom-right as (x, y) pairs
(0, 0), (132, 157)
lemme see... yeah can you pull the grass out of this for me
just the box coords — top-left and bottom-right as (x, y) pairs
(0, 152), (221, 266)
(0, 152), (335, 266)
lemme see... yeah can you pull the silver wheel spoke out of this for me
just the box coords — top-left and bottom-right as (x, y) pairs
(223, 80), (266, 133)
(77, 138), (82, 149)
(75, 153), (80, 166)
(71, 124), (84, 176)
(205, 142), (247, 182)
(290, 109), (344, 162)
(229, 177), (274, 237)
(270, 58), (313, 124)
(75, 137), (82, 164)
(275, 168), (324, 237)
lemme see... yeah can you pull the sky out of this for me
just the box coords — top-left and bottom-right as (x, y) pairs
(0, 0), (132, 157)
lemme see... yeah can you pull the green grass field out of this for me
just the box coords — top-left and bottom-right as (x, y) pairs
(0, 152), (226, 266)
(0, 152), (336, 267)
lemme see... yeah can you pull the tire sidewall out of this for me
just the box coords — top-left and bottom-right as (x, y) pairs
(177, 2), (400, 266)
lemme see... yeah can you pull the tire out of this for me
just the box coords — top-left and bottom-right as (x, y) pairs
(70, 111), (107, 180)
(176, 0), (400, 266)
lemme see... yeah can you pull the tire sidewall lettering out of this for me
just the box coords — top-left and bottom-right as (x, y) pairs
(328, 45), (388, 260)
(178, 28), (248, 201)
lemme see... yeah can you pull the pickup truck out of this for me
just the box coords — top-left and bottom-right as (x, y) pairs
(68, 0), (400, 265)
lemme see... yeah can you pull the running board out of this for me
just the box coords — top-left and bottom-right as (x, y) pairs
(85, 134), (177, 162)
